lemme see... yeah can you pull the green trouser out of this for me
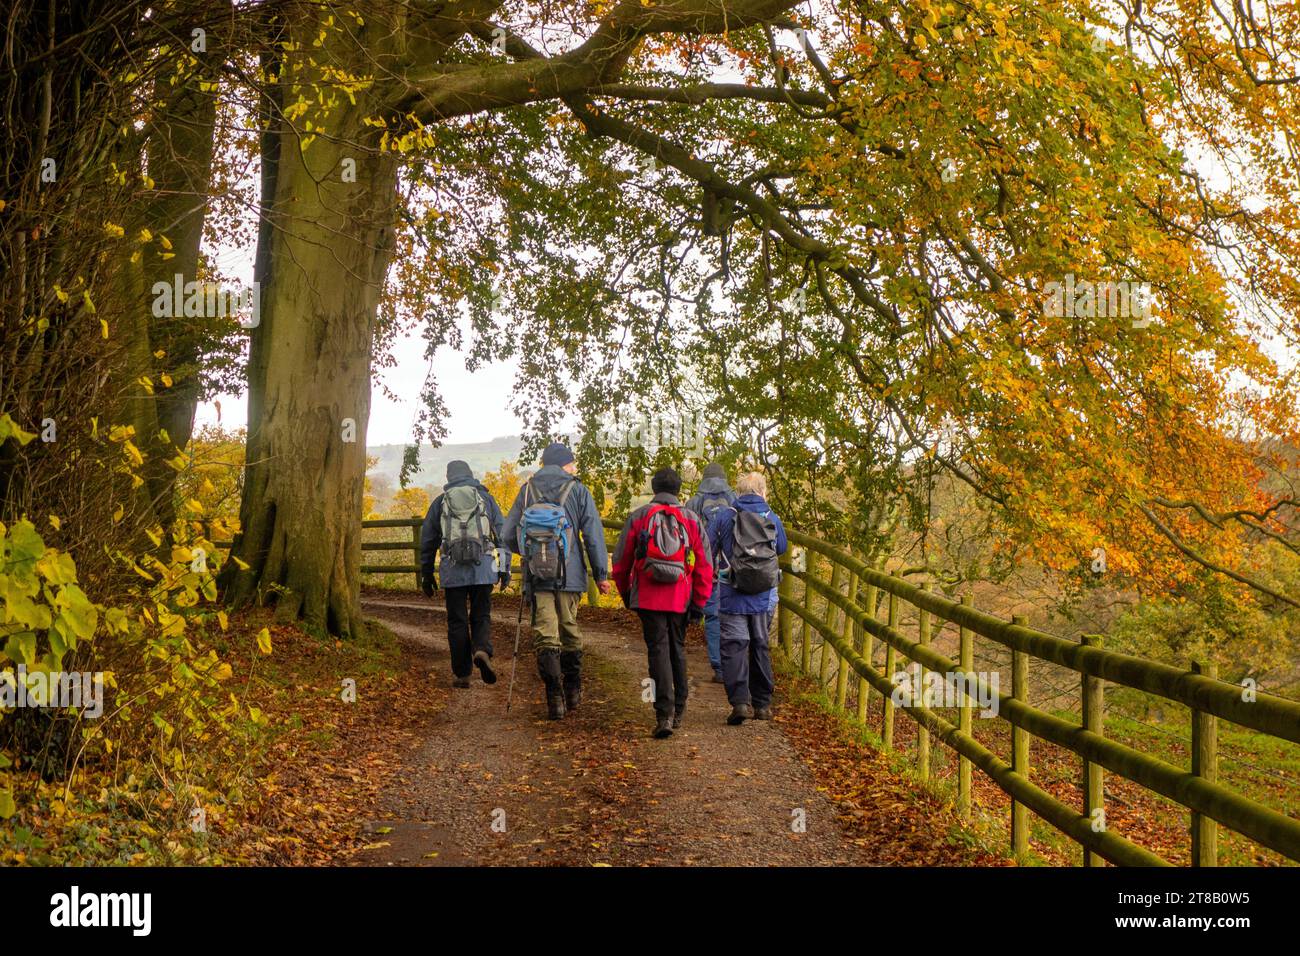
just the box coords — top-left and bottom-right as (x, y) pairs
(531, 590), (583, 653)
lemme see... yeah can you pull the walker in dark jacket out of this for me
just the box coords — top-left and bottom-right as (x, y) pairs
(683, 462), (737, 681)
(706, 486), (788, 724)
(500, 443), (610, 718)
(419, 460), (510, 687)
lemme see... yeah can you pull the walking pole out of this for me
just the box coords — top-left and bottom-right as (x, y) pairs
(506, 582), (526, 713)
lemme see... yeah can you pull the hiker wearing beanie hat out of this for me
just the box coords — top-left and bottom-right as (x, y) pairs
(611, 467), (714, 738)
(501, 442), (611, 719)
(419, 460), (511, 688)
(684, 462), (738, 682)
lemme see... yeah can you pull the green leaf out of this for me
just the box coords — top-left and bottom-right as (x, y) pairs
(3, 631), (36, 665)
(0, 413), (37, 447)
(36, 550), (77, 586)
(57, 585), (97, 641)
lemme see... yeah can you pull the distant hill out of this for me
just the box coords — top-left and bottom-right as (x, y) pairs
(367, 435), (525, 488)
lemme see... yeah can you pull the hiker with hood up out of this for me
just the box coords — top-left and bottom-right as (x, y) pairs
(684, 462), (737, 683)
(706, 471), (788, 725)
(420, 461), (511, 688)
(502, 442), (611, 719)
(612, 467), (714, 739)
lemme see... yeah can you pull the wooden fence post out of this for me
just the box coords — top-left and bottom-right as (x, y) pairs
(916, 582), (931, 782)
(778, 567), (794, 655)
(856, 583), (877, 723)
(1190, 660), (1219, 867)
(1011, 614), (1030, 858)
(410, 520), (421, 590)
(1081, 634), (1106, 867)
(882, 592), (898, 752)
(835, 569), (857, 713)
(958, 593), (973, 821)
(800, 557), (815, 674)
(819, 563), (844, 690)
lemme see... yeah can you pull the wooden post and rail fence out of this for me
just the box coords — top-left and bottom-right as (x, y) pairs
(214, 514), (1300, 866)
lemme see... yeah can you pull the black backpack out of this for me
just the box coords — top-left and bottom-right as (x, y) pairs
(725, 508), (779, 594)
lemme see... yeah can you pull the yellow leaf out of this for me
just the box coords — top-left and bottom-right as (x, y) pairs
(256, 627), (273, 655)
(217, 610), (229, 631)
(48, 515), (61, 531)
(100, 319), (110, 339)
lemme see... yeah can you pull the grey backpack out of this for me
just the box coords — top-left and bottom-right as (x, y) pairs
(441, 485), (491, 566)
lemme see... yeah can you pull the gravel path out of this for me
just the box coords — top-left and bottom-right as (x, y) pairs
(351, 591), (874, 866)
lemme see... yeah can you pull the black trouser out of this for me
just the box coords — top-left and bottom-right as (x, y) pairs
(637, 609), (688, 719)
(445, 583), (494, 678)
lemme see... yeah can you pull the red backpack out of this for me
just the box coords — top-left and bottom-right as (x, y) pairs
(636, 504), (692, 584)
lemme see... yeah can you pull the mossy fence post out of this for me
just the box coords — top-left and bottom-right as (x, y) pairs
(1011, 613), (1030, 858)
(1190, 659), (1219, 867)
(1081, 634), (1105, 867)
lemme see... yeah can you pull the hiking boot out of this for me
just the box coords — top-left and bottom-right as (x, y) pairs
(653, 716), (674, 739)
(672, 708), (685, 730)
(753, 705), (773, 720)
(546, 691), (567, 720)
(537, 650), (565, 720)
(726, 703), (753, 726)
(711, 671), (725, 684)
(451, 676), (471, 689)
(474, 650), (497, 685)
(560, 650), (583, 712)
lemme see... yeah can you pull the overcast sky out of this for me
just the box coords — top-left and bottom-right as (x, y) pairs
(193, 326), (525, 446)
(192, 224), (528, 447)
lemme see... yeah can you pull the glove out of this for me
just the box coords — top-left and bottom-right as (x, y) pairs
(497, 571), (510, 591)
(687, 605), (704, 625)
(420, 572), (436, 598)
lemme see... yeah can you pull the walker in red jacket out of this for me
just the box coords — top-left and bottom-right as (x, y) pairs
(612, 499), (714, 614)
(611, 471), (715, 738)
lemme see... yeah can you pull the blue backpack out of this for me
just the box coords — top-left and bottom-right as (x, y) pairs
(518, 479), (576, 591)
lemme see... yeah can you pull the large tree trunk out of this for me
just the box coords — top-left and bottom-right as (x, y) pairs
(141, 53), (220, 531)
(225, 19), (401, 638)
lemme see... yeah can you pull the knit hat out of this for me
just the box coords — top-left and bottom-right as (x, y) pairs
(702, 462), (727, 480)
(651, 467), (682, 496)
(541, 442), (575, 467)
(445, 460), (474, 483)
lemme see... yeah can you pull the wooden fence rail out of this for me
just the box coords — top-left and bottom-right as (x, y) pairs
(779, 527), (1300, 866)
